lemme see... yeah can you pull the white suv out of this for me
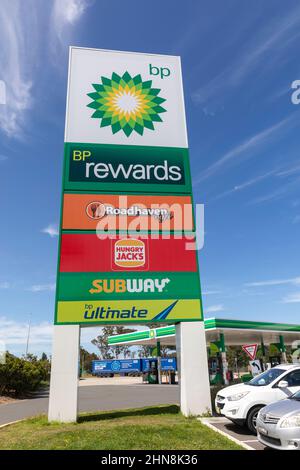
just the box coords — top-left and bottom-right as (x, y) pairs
(215, 364), (300, 433)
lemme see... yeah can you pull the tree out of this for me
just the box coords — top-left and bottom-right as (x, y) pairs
(80, 347), (99, 373)
(41, 352), (48, 361)
(0, 352), (50, 397)
(91, 326), (115, 359)
(161, 345), (176, 357)
(138, 345), (153, 358)
(226, 346), (249, 370)
(91, 326), (137, 359)
(137, 344), (176, 358)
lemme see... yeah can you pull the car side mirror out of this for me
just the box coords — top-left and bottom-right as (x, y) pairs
(278, 380), (289, 388)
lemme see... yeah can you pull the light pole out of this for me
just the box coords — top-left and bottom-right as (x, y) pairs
(25, 313), (31, 358)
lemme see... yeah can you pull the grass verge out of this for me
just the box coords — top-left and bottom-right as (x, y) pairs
(0, 405), (243, 450)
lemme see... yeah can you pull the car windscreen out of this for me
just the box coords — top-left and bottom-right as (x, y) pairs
(248, 368), (284, 386)
(291, 389), (300, 400)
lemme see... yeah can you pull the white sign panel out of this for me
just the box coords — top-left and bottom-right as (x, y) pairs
(65, 47), (188, 148)
(242, 343), (258, 360)
(250, 359), (262, 376)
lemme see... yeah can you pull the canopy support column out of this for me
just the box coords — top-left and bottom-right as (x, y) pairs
(220, 333), (229, 385)
(279, 335), (287, 363)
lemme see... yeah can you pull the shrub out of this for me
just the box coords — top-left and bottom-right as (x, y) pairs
(0, 353), (50, 397)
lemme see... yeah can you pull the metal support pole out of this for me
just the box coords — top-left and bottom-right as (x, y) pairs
(25, 313), (31, 358)
(261, 339), (266, 370)
(279, 335), (287, 363)
(157, 340), (162, 384)
(220, 333), (229, 385)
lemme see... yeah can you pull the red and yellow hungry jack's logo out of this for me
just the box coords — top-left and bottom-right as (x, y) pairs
(113, 238), (147, 269)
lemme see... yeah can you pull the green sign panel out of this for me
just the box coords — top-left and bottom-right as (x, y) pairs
(57, 271), (200, 301)
(64, 142), (192, 193)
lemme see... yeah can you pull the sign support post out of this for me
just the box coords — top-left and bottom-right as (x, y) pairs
(48, 325), (80, 422)
(176, 322), (211, 416)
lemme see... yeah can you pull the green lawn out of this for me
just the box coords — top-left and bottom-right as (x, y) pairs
(0, 405), (242, 450)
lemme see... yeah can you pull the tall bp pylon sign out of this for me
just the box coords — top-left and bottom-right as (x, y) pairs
(48, 47), (211, 422)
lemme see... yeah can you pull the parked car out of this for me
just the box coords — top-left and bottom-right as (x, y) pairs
(257, 389), (300, 450)
(215, 364), (300, 433)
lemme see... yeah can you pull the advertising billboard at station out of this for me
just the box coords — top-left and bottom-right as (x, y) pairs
(59, 234), (198, 272)
(62, 193), (194, 231)
(54, 47), (203, 326)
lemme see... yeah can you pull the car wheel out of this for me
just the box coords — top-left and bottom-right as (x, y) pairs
(246, 406), (263, 434)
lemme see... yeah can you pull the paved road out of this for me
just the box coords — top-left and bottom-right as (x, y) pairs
(0, 384), (179, 426)
(204, 417), (267, 450)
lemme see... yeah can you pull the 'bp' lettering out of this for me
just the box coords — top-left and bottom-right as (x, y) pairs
(149, 64), (171, 79)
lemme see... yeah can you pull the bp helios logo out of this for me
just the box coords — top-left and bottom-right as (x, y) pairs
(87, 71), (167, 137)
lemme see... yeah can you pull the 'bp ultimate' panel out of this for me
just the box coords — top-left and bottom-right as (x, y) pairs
(56, 299), (201, 325)
(54, 47), (203, 325)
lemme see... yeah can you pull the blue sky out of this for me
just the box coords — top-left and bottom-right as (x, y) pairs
(1, 0), (300, 356)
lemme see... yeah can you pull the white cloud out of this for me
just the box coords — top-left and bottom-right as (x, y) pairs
(27, 283), (56, 293)
(0, 0), (91, 137)
(0, 282), (10, 289)
(282, 292), (300, 304)
(0, 1), (37, 136)
(205, 304), (224, 313)
(276, 164), (300, 177)
(194, 116), (292, 183)
(53, 0), (89, 25)
(293, 215), (300, 224)
(250, 176), (300, 205)
(80, 327), (103, 347)
(41, 224), (59, 238)
(202, 290), (222, 295)
(0, 317), (53, 347)
(211, 170), (276, 202)
(245, 277), (300, 287)
(192, 5), (300, 106)
(51, 0), (91, 50)
(0, 80), (6, 104)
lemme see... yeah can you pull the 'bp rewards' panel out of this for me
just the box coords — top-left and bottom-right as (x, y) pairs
(63, 143), (192, 193)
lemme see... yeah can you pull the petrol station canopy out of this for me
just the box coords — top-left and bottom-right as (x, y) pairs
(107, 317), (300, 347)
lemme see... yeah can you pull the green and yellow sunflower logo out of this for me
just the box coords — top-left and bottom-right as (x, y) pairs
(87, 71), (167, 137)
